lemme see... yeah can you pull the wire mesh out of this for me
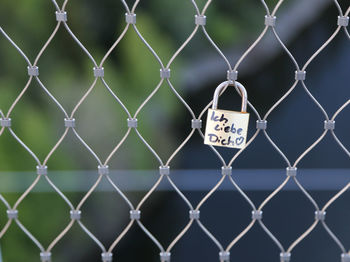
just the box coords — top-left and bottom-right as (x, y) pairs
(0, 0), (349, 261)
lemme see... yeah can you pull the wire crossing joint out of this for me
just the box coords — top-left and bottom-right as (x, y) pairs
(195, 15), (206, 26)
(189, 210), (200, 220)
(341, 253), (350, 262)
(160, 68), (171, 79)
(40, 252), (52, 262)
(256, 120), (267, 130)
(101, 252), (113, 262)
(127, 118), (138, 128)
(337, 16), (349, 27)
(7, 209), (18, 219)
(221, 166), (232, 176)
(37, 165), (48, 176)
(0, 118), (11, 127)
(219, 251), (230, 262)
(265, 15), (276, 27)
(28, 66), (39, 76)
(93, 67), (104, 77)
(125, 13), (136, 24)
(159, 166), (170, 176)
(315, 210), (326, 221)
(227, 70), (238, 81)
(98, 165), (109, 175)
(55, 11), (67, 22)
(280, 252), (291, 262)
(191, 119), (202, 129)
(130, 210), (141, 220)
(295, 70), (306, 81)
(252, 210), (263, 220)
(70, 210), (81, 220)
(160, 252), (171, 262)
(324, 120), (335, 130)
(286, 167), (297, 177)
(64, 118), (75, 128)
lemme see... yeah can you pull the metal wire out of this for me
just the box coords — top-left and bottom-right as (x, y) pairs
(0, 0), (349, 261)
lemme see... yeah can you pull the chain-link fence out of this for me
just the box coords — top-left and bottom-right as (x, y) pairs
(0, 0), (349, 261)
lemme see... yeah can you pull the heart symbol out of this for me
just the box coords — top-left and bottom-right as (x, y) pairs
(236, 137), (244, 145)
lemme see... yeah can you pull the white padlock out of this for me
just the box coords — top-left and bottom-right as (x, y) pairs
(204, 81), (249, 149)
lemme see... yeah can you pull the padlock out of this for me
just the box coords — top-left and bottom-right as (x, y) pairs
(204, 81), (249, 149)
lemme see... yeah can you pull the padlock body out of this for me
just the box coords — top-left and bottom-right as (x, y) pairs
(204, 109), (249, 149)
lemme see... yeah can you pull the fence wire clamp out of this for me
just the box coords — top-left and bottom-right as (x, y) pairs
(93, 67), (104, 77)
(160, 68), (171, 79)
(191, 119), (202, 129)
(55, 11), (67, 22)
(37, 165), (48, 176)
(125, 13), (136, 24)
(219, 251), (230, 261)
(101, 252), (113, 262)
(28, 66), (39, 76)
(0, 118), (11, 127)
(286, 167), (297, 177)
(160, 252), (171, 261)
(127, 118), (138, 128)
(295, 70), (306, 81)
(159, 166), (170, 176)
(227, 70), (238, 81)
(7, 209), (18, 219)
(314, 210), (326, 221)
(280, 252), (291, 262)
(221, 166), (232, 176)
(130, 210), (141, 220)
(265, 15), (276, 27)
(189, 210), (200, 220)
(324, 120), (335, 130)
(40, 252), (52, 262)
(98, 165), (109, 175)
(70, 210), (81, 220)
(64, 118), (76, 128)
(337, 16), (349, 27)
(252, 210), (263, 220)
(341, 253), (350, 262)
(256, 120), (267, 130)
(195, 15), (207, 26)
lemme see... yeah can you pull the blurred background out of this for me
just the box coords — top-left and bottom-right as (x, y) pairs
(0, 0), (349, 261)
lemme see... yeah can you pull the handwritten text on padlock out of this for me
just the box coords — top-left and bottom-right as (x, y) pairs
(204, 109), (249, 149)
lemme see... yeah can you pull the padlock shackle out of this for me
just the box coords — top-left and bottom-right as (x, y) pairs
(212, 81), (248, 112)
